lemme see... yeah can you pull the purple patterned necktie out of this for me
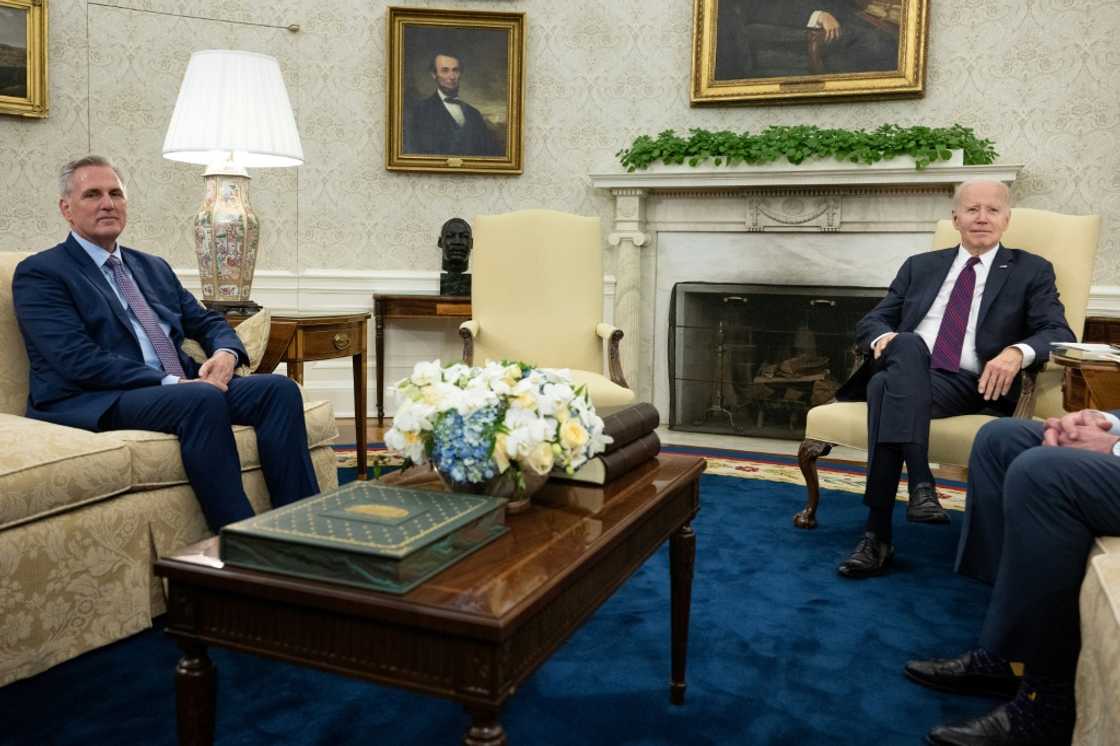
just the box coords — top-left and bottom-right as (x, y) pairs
(105, 254), (187, 378)
(929, 256), (981, 372)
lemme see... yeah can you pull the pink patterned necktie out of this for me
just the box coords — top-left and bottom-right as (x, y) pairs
(929, 256), (981, 372)
(105, 254), (187, 378)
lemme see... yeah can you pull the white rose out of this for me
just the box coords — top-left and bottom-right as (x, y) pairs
(522, 441), (555, 475)
(409, 359), (443, 387)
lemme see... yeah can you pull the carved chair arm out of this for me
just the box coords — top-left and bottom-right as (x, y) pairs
(596, 323), (629, 389)
(1011, 368), (1040, 419)
(459, 319), (479, 365)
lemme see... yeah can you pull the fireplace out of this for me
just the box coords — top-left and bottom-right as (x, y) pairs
(668, 282), (883, 438)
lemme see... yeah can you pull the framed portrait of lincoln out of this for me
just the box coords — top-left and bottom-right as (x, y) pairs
(386, 7), (524, 174)
(0, 0), (48, 118)
(690, 0), (928, 105)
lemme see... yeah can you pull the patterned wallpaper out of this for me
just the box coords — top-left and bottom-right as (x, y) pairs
(1, 0), (1118, 283)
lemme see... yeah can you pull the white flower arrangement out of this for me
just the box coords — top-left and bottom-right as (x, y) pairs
(385, 359), (612, 490)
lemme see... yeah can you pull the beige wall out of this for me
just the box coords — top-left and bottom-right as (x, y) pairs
(1, 0), (1118, 283)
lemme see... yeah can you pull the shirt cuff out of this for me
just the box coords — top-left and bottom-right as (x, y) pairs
(1012, 343), (1035, 369)
(1096, 410), (1120, 436)
(807, 10), (823, 27)
(216, 348), (240, 362)
(161, 374), (180, 385)
(870, 332), (892, 351)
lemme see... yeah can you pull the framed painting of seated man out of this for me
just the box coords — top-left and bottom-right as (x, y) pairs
(690, 0), (928, 104)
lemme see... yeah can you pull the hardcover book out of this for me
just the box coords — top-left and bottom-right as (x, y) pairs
(219, 481), (508, 594)
(552, 431), (661, 485)
(599, 402), (660, 454)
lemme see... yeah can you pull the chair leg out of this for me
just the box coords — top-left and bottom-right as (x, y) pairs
(794, 438), (833, 529)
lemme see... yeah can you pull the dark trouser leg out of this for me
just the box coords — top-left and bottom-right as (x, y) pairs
(864, 333), (935, 510)
(224, 375), (319, 507)
(980, 447), (1120, 678)
(955, 418), (1045, 583)
(103, 383), (252, 531)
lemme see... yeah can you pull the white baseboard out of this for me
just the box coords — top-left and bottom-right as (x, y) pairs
(176, 268), (618, 418)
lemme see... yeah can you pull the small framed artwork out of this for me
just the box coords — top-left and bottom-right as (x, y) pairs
(0, 0), (47, 118)
(386, 7), (524, 175)
(690, 0), (928, 105)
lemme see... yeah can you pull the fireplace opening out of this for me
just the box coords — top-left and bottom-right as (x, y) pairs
(668, 282), (885, 439)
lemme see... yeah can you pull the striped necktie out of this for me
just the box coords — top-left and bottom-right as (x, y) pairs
(105, 254), (187, 378)
(929, 256), (981, 372)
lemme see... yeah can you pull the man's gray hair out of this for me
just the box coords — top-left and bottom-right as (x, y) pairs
(59, 155), (125, 198)
(952, 178), (1011, 210)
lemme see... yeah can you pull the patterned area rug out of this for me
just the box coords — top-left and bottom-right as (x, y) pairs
(333, 442), (967, 511)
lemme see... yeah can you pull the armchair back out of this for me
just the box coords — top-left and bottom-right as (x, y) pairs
(0, 252), (33, 415)
(470, 209), (604, 371)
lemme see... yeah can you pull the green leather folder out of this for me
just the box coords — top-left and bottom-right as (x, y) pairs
(219, 481), (508, 594)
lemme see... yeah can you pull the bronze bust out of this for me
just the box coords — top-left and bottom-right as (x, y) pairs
(438, 217), (472, 296)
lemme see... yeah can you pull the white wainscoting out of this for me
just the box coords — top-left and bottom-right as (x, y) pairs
(176, 269), (618, 419)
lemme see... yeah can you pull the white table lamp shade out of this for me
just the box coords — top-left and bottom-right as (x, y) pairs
(162, 49), (303, 167)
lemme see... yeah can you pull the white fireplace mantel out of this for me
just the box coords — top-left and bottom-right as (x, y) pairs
(590, 160), (1024, 409)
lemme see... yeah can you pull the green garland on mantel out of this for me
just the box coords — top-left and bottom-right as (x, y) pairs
(616, 124), (998, 172)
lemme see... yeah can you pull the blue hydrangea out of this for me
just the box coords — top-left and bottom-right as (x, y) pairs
(431, 404), (502, 485)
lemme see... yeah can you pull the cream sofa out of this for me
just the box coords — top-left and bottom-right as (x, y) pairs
(0, 252), (340, 687)
(1075, 536), (1120, 745)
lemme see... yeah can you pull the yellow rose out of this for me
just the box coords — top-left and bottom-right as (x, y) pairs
(524, 442), (555, 475)
(511, 392), (537, 410)
(493, 433), (511, 472)
(559, 420), (589, 450)
(553, 405), (570, 423)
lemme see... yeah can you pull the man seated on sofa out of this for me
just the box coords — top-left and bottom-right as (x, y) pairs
(11, 155), (319, 531)
(834, 178), (1075, 578)
(906, 409), (1120, 745)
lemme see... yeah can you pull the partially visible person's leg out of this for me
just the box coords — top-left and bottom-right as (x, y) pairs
(225, 374), (319, 508)
(102, 383), (253, 530)
(954, 418), (1045, 584)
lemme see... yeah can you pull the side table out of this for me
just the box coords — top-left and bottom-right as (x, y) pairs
(254, 312), (371, 480)
(372, 294), (471, 425)
(1051, 351), (1120, 411)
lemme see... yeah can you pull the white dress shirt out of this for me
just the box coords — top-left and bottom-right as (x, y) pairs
(438, 90), (466, 127)
(874, 243), (1034, 374)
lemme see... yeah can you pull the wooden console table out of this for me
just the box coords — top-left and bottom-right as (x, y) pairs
(254, 312), (371, 480)
(372, 294), (471, 425)
(1051, 352), (1120, 412)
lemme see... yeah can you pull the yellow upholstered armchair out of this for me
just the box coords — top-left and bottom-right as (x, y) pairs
(794, 208), (1101, 528)
(458, 209), (636, 410)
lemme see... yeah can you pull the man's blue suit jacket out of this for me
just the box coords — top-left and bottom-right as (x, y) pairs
(12, 235), (248, 431)
(836, 245), (1076, 401)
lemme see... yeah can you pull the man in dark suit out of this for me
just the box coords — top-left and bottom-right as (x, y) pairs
(835, 178), (1075, 578)
(12, 155), (319, 531)
(403, 51), (501, 157)
(905, 409), (1120, 744)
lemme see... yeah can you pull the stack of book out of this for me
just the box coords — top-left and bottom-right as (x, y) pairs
(1050, 342), (1120, 363)
(553, 403), (661, 485)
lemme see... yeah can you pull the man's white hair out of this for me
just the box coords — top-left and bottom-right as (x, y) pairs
(59, 155), (125, 198)
(952, 178), (1011, 210)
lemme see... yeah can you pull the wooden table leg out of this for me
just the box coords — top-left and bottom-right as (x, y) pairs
(176, 640), (216, 746)
(669, 521), (696, 705)
(287, 361), (304, 386)
(375, 299), (386, 426)
(463, 706), (506, 746)
(354, 346), (368, 480)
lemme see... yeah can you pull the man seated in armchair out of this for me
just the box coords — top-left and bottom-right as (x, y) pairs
(11, 155), (320, 531)
(905, 408), (1120, 744)
(832, 178), (1075, 579)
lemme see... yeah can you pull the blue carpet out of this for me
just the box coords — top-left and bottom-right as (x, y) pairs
(2, 471), (998, 745)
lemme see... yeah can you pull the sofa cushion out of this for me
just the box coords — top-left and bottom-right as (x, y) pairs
(0, 413), (133, 530)
(110, 397), (337, 487)
(181, 307), (271, 377)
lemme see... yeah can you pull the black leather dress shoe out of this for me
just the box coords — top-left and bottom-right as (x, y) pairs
(904, 651), (1020, 698)
(837, 531), (894, 578)
(907, 482), (950, 524)
(926, 702), (1073, 745)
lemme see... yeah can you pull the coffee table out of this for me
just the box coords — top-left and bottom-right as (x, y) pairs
(154, 454), (704, 745)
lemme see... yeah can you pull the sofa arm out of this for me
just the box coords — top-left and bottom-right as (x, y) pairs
(595, 322), (628, 388)
(459, 319), (479, 365)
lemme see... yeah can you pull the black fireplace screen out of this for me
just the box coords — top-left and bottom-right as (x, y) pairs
(668, 282), (884, 439)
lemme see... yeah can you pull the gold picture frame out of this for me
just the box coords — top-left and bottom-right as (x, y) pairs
(0, 0), (47, 118)
(386, 7), (524, 174)
(691, 0), (928, 105)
